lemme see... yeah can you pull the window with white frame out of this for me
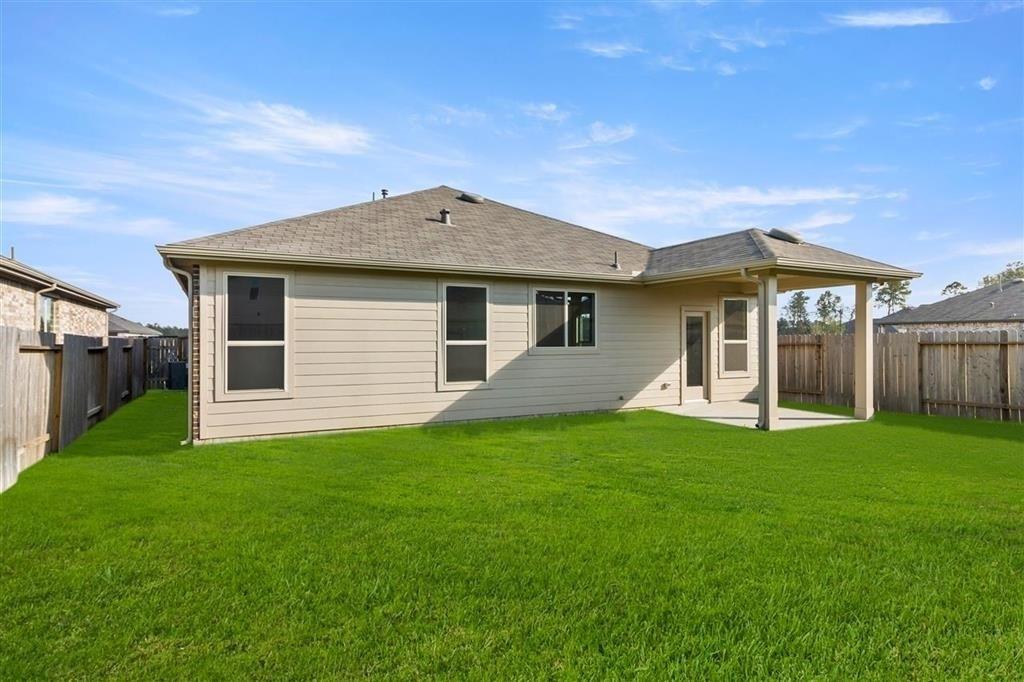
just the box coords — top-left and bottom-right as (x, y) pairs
(534, 290), (595, 348)
(38, 295), (55, 333)
(225, 275), (286, 391)
(721, 298), (749, 374)
(443, 284), (488, 385)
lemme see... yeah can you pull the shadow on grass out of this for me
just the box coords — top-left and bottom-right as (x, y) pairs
(58, 391), (190, 459)
(782, 400), (1024, 444)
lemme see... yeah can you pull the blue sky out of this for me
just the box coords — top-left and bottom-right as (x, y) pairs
(2, 1), (1021, 326)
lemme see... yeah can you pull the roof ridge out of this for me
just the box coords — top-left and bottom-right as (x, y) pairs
(163, 185), (450, 247)
(479, 195), (654, 250)
(649, 227), (763, 253)
(746, 228), (772, 259)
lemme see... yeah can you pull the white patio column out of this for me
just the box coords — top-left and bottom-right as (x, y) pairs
(854, 281), (874, 420)
(757, 273), (779, 431)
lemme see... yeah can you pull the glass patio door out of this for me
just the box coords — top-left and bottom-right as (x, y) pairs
(684, 312), (708, 402)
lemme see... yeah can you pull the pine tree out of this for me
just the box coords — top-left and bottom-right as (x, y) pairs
(874, 280), (911, 315)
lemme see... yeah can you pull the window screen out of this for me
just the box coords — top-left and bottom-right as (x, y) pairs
(722, 298), (749, 374)
(226, 275), (287, 392)
(535, 290), (596, 348)
(535, 290), (565, 347)
(444, 285), (487, 384)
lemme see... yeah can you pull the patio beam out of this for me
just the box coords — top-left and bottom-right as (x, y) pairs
(757, 273), (779, 430)
(854, 281), (874, 420)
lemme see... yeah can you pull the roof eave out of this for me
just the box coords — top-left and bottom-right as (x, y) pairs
(0, 260), (119, 309)
(155, 245), (644, 284)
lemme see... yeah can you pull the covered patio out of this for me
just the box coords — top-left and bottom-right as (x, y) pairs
(657, 401), (859, 431)
(645, 228), (922, 430)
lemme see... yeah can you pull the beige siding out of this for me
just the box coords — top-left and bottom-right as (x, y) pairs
(196, 264), (759, 441)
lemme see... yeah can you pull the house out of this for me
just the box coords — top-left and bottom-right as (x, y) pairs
(875, 279), (1024, 333)
(156, 186), (919, 442)
(0, 255), (116, 341)
(109, 313), (161, 338)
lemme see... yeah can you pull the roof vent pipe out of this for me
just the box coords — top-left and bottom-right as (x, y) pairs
(380, 188), (389, 199)
(439, 208), (452, 225)
(613, 251), (621, 270)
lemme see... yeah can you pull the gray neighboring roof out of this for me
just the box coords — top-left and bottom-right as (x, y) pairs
(0, 256), (118, 309)
(877, 279), (1024, 324)
(109, 314), (160, 336)
(159, 185), (919, 282)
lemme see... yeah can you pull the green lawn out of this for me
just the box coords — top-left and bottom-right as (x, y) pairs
(2, 393), (1022, 679)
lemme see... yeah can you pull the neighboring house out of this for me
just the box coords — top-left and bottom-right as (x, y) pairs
(157, 186), (919, 441)
(109, 313), (161, 338)
(0, 255), (116, 341)
(875, 279), (1024, 333)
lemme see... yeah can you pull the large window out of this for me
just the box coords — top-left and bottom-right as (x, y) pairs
(721, 298), (749, 374)
(443, 284), (488, 385)
(534, 290), (595, 348)
(38, 295), (55, 333)
(226, 275), (286, 392)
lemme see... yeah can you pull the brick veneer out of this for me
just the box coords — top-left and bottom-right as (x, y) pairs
(190, 265), (200, 442)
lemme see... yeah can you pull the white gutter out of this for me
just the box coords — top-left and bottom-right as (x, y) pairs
(162, 256), (193, 446)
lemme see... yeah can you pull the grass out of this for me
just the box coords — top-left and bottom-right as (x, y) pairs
(2, 392), (1022, 679)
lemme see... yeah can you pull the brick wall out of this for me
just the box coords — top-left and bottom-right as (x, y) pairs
(886, 321), (1024, 333)
(0, 277), (108, 341)
(0, 279), (38, 330)
(56, 300), (108, 340)
(191, 265), (200, 441)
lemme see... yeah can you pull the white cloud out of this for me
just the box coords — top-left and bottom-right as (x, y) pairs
(828, 8), (955, 28)
(550, 12), (583, 30)
(709, 28), (781, 52)
(875, 79), (914, 91)
(796, 118), (867, 140)
(978, 76), (998, 90)
(715, 62), (738, 76)
(956, 239), (1023, 257)
(577, 41), (645, 58)
(555, 180), (870, 235)
(784, 210), (855, 231)
(2, 192), (188, 238)
(425, 105), (488, 126)
(191, 98), (371, 158)
(897, 112), (948, 129)
(854, 164), (897, 173)
(562, 122), (636, 149)
(155, 5), (199, 17)
(3, 193), (103, 225)
(521, 102), (569, 123)
(654, 56), (697, 72)
(915, 229), (954, 240)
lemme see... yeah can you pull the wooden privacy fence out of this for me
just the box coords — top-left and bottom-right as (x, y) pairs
(0, 326), (148, 492)
(145, 336), (188, 389)
(779, 330), (1024, 421)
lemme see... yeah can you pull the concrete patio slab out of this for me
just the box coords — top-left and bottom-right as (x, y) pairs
(656, 401), (861, 431)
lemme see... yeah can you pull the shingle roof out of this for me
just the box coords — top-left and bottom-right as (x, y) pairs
(108, 314), (160, 336)
(877, 279), (1024, 324)
(160, 185), (918, 281)
(0, 256), (118, 309)
(644, 229), (908, 278)
(168, 186), (649, 278)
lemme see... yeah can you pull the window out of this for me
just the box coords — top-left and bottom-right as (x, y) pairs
(38, 295), (55, 333)
(534, 289), (596, 349)
(225, 275), (286, 392)
(443, 284), (488, 385)
(721, 298), (749, 374)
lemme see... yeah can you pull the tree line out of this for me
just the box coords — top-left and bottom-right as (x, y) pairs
(778, 260), (1023, 335)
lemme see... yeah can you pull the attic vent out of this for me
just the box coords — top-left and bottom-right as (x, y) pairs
(768, 227), (804, 244)
(457, 192), (485, 204)
(439, 208), (452, 225)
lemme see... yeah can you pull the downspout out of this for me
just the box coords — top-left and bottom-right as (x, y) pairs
(163, 256), (194, 445)
(35, 282), (59, 334)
